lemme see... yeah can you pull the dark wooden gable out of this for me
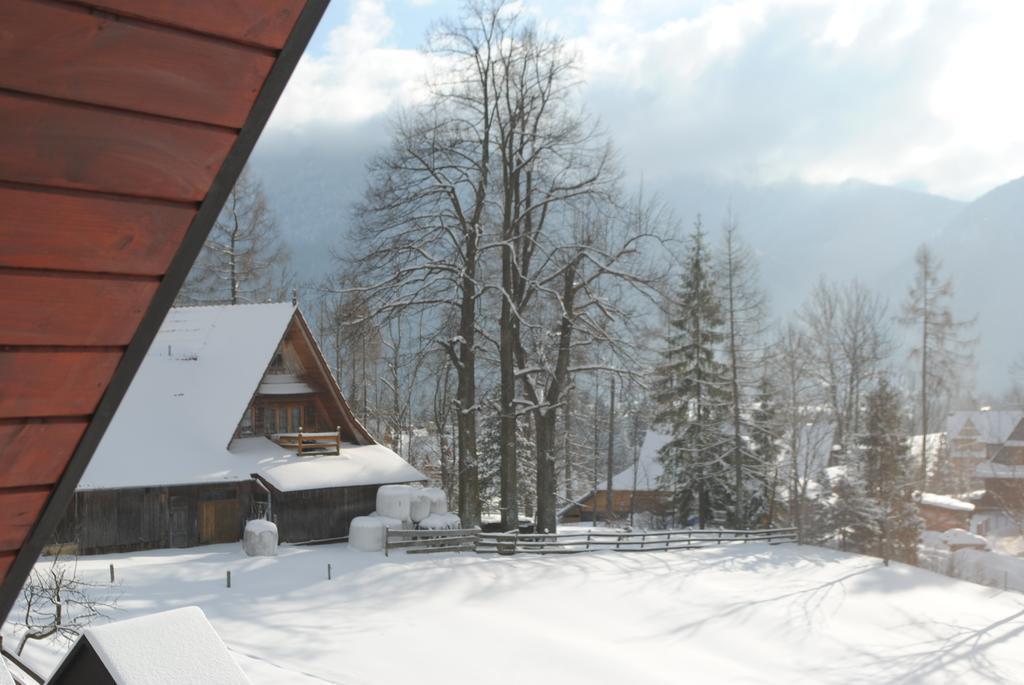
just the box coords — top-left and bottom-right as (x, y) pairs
(0, 0), (328, 622)
(238, 308), (375, 446)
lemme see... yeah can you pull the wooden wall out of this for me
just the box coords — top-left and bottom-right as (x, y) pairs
(271, 484), (379, 543)
(561, 490), (673, 523)
(0, 0), (310, 591)
(56, 482), (253, 555)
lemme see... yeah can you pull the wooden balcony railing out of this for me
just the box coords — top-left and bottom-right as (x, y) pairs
(274, 427), (341, 455)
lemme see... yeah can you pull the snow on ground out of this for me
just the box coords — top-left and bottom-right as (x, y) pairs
(7, 542), (1024, 684)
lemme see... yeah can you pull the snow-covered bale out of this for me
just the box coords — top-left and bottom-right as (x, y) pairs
(941, 528), (988, 550)
(350, 515), (403, 552)
(376, 484), (417, 521)
(409, 491), (432, 523)
(421, 487), (447, 514)
(242, 519), (278, 557)
(417, 513), (462, 530)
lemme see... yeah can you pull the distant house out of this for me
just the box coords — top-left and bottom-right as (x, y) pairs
(560, 431), (674, 526)
(946, 410), (1024, 486)
(55, 303), (426, 554)
(916, 493), (974, 532)
(972, 416), (1024, 535)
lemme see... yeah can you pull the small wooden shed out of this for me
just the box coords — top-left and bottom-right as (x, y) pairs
(48, 606), (250, 684)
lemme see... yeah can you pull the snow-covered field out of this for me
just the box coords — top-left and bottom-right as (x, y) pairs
(8, 542), (1024, 684)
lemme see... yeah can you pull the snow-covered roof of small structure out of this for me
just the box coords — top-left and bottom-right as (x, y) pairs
(940, 528), (988, 549)
(917, 492), (975, 512)
(79, 304), (425, 491)
(64, 607), (249, 684)
(946, 410), (1024, 445)
(975, 462), (1024, 480)
(609, 430), (672, 492)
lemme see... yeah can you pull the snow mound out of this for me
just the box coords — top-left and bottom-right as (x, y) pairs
(918, 492), (974, 512)
(409, 491), (432, 523)
(376, 485), (416, 521)
(350, 516), (388, 552)
(941, 528), (988, 549)
(420, 487), (447, 514)
(954, 548), (1024, 591)
(80, 606), (250, 684)
(243, 519), (278, 557)
(418, 513), (462, 530)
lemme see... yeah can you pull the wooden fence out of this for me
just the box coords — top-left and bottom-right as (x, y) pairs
(384, 527), (797, 557)
(274, 429), (341, 455)
(384, 528), (481, 556)
(476, 527), (797, 555)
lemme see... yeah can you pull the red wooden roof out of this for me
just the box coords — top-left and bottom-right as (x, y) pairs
(0, 0), (327, 622)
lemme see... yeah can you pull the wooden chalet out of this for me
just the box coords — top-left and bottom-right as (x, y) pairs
(916, 493), (974, 532)
(946, 410), (1024, 487)
(53, 303), (426, 554)
(0, 0), (327, 625)
(973, 417), (1024, 533)
(560, 431), (674, 525)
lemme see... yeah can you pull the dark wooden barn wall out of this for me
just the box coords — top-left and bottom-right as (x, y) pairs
(0, 0), (319, 607)
(57, 483), (254, 555)
(272, 484), (379, 543)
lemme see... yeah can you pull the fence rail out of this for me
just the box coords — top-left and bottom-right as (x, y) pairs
(384, 528), (481, 556)
(274, 429), (341, 455)
(383, 527), (797, 557)
(475, 527), (797, 555)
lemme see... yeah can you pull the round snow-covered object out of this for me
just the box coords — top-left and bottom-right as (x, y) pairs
(350, 516), (387, 552)
(417, 512), (462, 530)
(409, 491), (432, 523)
(421, 487), (448, 514)
(243, 519), (278, 557)
(376, 484), (416, 521)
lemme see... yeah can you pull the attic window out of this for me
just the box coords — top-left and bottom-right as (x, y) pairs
(268, 352), (285, 373)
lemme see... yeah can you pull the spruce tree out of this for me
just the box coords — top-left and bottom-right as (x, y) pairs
(654, 218), (733, 528)
(862, 377), (921, 565)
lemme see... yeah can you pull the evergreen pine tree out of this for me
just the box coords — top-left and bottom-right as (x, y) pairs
(654, 218), (733, 528)
(862, 378), (922, 565)
(831, 458), (879, 553)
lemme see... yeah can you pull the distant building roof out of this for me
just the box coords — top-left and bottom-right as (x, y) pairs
(947, 410), (1024, 446)
(609, 430), (672, 492)
(917, 492), (975, 512)
(80, 304), (425, 491)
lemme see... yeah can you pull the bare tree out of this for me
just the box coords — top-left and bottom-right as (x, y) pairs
(899, 244), (976, 488)
(717, 216), (767, 526)
(16, 549), (117, 655)
(180, 168), (290, 305)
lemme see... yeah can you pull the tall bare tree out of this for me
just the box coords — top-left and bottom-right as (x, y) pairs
(181, 168), (290, 305)
(717, 216), (767, 526)
(899, 244), (975, 488)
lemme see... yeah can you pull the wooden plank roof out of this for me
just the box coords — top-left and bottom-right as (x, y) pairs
(0, 0), (328, 622)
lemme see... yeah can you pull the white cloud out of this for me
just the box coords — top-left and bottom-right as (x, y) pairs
(266, 0), (1024, 199)
(266, 0), (429, 131)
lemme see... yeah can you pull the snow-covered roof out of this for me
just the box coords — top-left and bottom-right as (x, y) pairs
(249, 439), (426, 491)
(940, 528), (988, 549)
(609, 430), (672, 492)
(975, 462), (1024, 480)
(79, 606), (249, 685)
(917, 492), (975, 512)
(946, 410), (1024, 445)
(80, 303), (425, 491)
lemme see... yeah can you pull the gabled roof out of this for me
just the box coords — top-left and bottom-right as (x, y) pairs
(0, 0), (327, 622)
(609, 430), (672, 492)
(49, 606), (249, 685)
(947, 410), (1024, 445)
(79, 304), (426, 490)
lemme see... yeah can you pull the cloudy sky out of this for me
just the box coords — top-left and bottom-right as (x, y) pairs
(261, 0), (1024, 201)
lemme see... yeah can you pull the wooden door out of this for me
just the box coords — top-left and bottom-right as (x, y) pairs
(198, 499), (239, 545)
(169, 502), (188, 548)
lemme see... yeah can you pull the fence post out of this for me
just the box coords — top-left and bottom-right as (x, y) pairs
(327, 563), (332, 580)
(641, 533), (646, 551)
(586, 532), (591, 552)
(226, 571), (231, 588)
(109, 563), (115, 583)
(385, 531), (390, 557)
(513, 531), (519, 555)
